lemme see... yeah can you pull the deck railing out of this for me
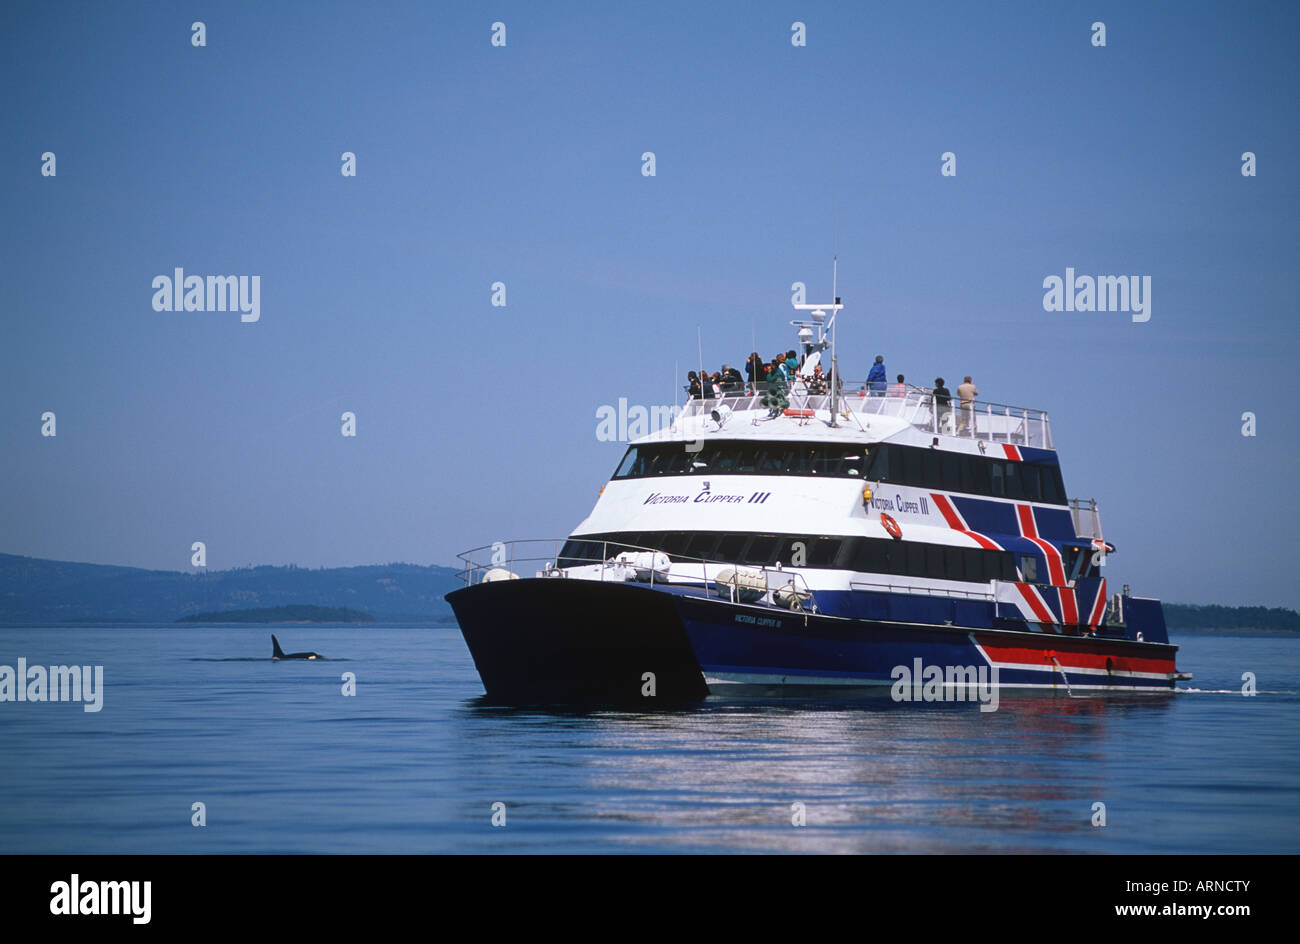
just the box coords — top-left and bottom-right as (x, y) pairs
(1068, 498), (1104, 540)
(679, 382), (1052, 448)
(456, 538), (820, 615)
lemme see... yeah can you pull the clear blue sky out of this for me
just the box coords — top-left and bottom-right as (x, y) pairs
(2, 1), (1297, 608)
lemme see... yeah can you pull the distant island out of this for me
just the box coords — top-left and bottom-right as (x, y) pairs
(1162, 603), (1300, 633)
(176, 605), (375, 624)
(0, 552), (461, 624)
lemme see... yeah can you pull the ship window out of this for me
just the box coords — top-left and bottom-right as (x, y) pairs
(785, 448), (813, 475)
(1064, 547), (1085, 581)
(747, 535), (779, 564)
(1019, 555), (1038, 582)
(808, 537), (839, 567)
(607, 440), (1068, 505)
(615, 450), (638, 478)
(809, 449), (838, 475)
(661, 532), (691, 557)
(920, 450), (942, 489)
(716, 533), (748, 561)
(683, 532), (720, 560)
(1020, 464), (1041, 501)
(557, 540), (582, 567)
(775, 537), (804, 567)
(755, 448), (786, 473)
(1003, 461), (1021, 499)
(940, 452), (961, 490)
(711, 448), (741, 473)
(866, 446), (889, 480)
(925, 543), (945, 575)
(664, 448), (695, 474)
(943, 545), (963, 578)
(900, 449), (923, 486)
(962, 454), (990, 493)
(904, 543), (925, 577)
(1043, 467), (1066, 504)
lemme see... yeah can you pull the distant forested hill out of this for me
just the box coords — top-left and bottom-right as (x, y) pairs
(1163, 603), (1300, 632)
(0, 553), (460, 624)
(177, 605), (376, 623)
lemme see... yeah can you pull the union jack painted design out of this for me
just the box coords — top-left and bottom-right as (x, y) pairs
(931, 491), (1113, 632)
(930, 493), (1003, 551)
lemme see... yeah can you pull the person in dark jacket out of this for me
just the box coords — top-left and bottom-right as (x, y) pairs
(745, 352), (764, 393)
(762, 361), (789, 417)
(867, 355), (887, 394)
(933, 377), (952, 431)
(687, 371), (702, 399)
(721, 365), (744, 394)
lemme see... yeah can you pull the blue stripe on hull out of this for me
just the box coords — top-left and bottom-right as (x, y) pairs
(673, 595), (1175, 691)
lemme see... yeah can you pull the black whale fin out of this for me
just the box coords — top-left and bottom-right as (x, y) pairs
(272, 634), (285, 659)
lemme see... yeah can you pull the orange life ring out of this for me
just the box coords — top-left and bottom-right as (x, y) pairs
(881, 512), (902, 540)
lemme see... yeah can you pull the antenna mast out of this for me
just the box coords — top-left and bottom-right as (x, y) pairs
(791, 261), (845, 428)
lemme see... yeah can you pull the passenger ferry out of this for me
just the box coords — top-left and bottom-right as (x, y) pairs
(447, 285), (1189, 702)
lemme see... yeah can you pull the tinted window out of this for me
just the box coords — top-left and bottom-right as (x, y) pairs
(716, 533), (748, 561)
(747, 535), (779, 564)
(1003, 461), (1021, 499)
(609, 441), (1066, 504)
(1020, 464), (1041, 501)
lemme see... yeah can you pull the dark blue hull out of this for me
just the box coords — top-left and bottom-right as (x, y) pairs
(446, 579), (1182, 703)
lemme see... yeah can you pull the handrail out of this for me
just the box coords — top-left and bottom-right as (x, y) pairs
(677, 383), (1052, 448)
(456, 538), (821, 614)
(848, 579), (995, 602)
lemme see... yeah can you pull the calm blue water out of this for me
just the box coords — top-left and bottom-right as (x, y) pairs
(0, 624), (1295, 853)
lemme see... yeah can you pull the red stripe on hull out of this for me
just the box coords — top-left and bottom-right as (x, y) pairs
(975, 635), (1176, 675)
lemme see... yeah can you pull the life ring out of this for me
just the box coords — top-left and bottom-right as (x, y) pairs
(880, 512), (902, 540)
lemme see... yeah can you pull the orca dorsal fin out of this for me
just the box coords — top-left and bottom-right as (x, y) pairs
(272, 634), (285, 659)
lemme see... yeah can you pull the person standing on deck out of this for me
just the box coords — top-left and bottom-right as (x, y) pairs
(933, 377), (953, 433)
(957, 376), (979, 434)
(867, 355), (887, 395)
(762, 359), (789, 417)
(807, 364), (828, 395)
(890, 374), (907, 398)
